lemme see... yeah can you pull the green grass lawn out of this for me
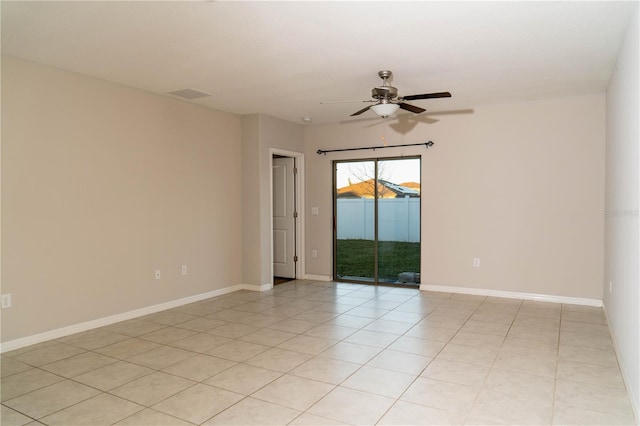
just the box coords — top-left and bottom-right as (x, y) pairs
(336, 239), (420, 282)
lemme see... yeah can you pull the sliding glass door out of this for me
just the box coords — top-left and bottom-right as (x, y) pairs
(334, 157), (421, 286)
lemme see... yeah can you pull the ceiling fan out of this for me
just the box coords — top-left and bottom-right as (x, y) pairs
(323, 70), (452, 118)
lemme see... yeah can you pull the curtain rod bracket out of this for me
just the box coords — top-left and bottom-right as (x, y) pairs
(316, 141), (434, 156)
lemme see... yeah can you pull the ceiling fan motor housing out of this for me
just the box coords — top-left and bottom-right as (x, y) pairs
(372, 86), (398, 101)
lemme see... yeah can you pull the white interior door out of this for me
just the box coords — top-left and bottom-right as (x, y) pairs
(273, 157), (296, 278)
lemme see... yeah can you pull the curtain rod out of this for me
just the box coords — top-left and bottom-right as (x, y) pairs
(316, 141), (434, 155)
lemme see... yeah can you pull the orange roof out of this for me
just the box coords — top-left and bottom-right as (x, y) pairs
(337, 179), (420, 198)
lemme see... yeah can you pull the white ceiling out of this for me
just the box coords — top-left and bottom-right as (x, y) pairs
(1, 1), (636, 124)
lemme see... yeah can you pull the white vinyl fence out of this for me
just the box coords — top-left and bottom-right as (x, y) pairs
(336, 197), (420, 242)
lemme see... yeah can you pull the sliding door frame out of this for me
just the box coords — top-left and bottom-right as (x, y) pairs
(332, 155), (421, 288)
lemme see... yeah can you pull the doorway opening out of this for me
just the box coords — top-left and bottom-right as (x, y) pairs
(333, 156), (421, 287)
(272, 151), (304, 285)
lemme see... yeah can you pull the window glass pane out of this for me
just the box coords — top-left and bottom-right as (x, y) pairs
(376, 158), (421, 285)
(335, 161), (375, 282)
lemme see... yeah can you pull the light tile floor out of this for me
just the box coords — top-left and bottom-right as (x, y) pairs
(1, 280), (637, 425)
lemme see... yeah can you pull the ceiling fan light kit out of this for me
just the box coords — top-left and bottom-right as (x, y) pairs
(370, 103), (400, 118)
(326, 70), (452, 119)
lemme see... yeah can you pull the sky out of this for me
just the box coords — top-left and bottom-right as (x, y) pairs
(335, 158), (421, 189)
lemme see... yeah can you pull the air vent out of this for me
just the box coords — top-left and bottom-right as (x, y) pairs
(168, 88), (211, 100)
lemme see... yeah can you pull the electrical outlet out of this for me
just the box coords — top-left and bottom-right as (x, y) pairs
(312, 249), (318, 258)
(155, 270), (161, 280)
(609, 281), (612, 294)
(1, 294), (12, 309)
(181, 265), (188, 276)
(473, 258), (480, 268)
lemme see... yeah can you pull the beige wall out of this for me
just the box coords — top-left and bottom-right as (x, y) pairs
(1, 56), (243, 342)
(304, 93), (605, 300)
(604, 4), (639, 416)
(241, 114), (304, 287)
(0, 55), (613, 347)
(240, 114), (262, 287)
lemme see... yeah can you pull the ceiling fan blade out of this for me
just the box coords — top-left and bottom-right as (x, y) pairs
(398, 102), (426, 114)
(401, 92), (452, 101)
(320, 100), (374, 104)
(351, 105), (372, 116)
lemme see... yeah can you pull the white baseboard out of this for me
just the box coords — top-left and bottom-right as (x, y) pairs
(0, 285), (245, 354)
(241, 283), (273, 292)
(304, 274), (333, 282)
(419, 283), (603, 307)
(602, 304), (639, 422)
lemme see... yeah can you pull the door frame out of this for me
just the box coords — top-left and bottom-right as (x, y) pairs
(269, 148), (305, 282)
